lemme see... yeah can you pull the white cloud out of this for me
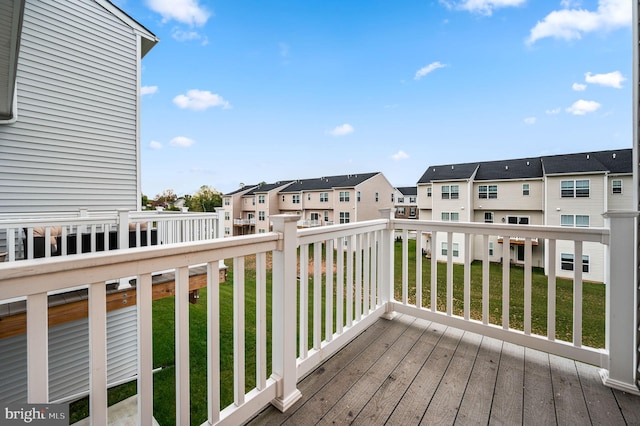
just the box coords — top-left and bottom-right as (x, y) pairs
(146, 0), (210, 26)
(171, 28), (209, 45)
(527, 0), (630, 45)
(327, 123), (354, 136)
(566, 99), (601, 115)
(585, 71), (625, 88)
(141, 85), (158, 95)
(414, 62), (447, 80)
(169, 136), (195, 147)
(173, 89), (231, 110)
(545, 107), (561, 115)
(149, 140), (163, 150)
(524, 117), (537, 125)
(439, 0), (525, 16)
(572, 82), (587, 91)
(391, 150), (410, 161)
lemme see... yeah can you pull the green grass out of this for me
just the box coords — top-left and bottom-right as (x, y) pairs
(70, 239), (605, 425)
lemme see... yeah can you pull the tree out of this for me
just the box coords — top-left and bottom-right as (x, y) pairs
(152, 189), (177, 209)
(185, 185), (222, 212)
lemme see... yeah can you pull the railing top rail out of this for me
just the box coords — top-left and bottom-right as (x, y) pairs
(0, 216), (119, 228)
(0, 232), (279, 300)
(392, 218), (610, 245)
(297, 218), (388, 245)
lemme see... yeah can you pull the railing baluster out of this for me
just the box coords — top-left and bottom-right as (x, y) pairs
(524, 238), (532, 335)
(355, 234), (362, 321)
(547, 239), (557, 341)
(256, 252), (267, 389)
(431, 231), (437, 312)
(44, 227), (52, 257)
(446, 231), (453, 316)
(326, 239), (334, 342)
(502, 234), (511, 329)
(27, 227), (34, 259)
(207, 261), (221, 424)
(346, 235), (353, 326)
(463, 233), (471, 320)
(8, 228), (16, 261)
(88, 282), (107, 424)
(27, 293), (48, 403)
(300, 244), (309, 358)
(313, 241), (322, 350)
(137, 273), (153, 426)
(233, 257), (246, 406)
(370, 231), (378, 309)
(482, 234), (489, 324)
(573, 240), (583, 347)
(176, 266), (191, 424)
(363, 232), (370, 315)
(416, 230), (423, 309)
(336, 238), (344, 334)
(402, 228), (408, 305)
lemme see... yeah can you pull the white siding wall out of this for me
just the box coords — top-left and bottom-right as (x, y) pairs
(0, 306), (137, 405)
(0, 0), (140, 213)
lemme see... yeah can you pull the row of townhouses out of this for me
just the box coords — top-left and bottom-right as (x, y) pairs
(222, 172), (395, 236)
(416, 148), (632, 282)
(224, 149), (631, 283)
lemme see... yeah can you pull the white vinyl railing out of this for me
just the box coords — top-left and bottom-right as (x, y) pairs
(0, 210), (637, 425)
(0, 209), (223, 262)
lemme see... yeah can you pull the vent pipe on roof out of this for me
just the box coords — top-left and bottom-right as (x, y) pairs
(586, 154), (590, 159)
(526, 161), (530, 166)
(613, 153), (617, 159)
(505, 166), (509, 170)
(451, 166), (454, 169)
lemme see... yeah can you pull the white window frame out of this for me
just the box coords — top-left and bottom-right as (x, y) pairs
(507, 215), (529, 225)
(522, 183), (530, 196)
(484, 212), (493, 223)
(320, 192), (329, 202)
(427, 187), (432, 197)
(258, 211), (265, 221)
(339, 211), (350, 224)
(292, 194), (300, 204)
(339, 191), (350, 202)
(441, 242), (459, 257)
(258, 195), (265, 204)
(561, 179), (590, 198)
(612, 179), (622, 194)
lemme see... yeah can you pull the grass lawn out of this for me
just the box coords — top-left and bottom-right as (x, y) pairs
(70, 239), (605, 425)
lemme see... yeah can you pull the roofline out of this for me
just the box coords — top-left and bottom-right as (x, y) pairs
(95, 0), (159, 57)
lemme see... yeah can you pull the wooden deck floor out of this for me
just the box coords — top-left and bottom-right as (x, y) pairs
(248, 314), (640, 425)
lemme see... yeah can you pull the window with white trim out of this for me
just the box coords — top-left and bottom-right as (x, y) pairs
(307, 193), (311, 201)
(224, 212), (230, 220)
(409, 196), (416, 203)
(324, 210), (329, 222)
(224, 198), (230, 206)
(375, 192), (379, 202)
(258, 195), (265, 204)
(561, 179), (589, 198)
(507, 216), (529, 224)
(398, 197), (405, 203)
(561, 214), (589, 227)
(478, 185), (497, 199)
(409, 207), (416, 217)
(258, 229), (266, 234)
(612, 180), (622, 194)
(320, 192), (329, 202)
(292, 194), (300, 204)
(561, 253), (589, 272)
(258, 211), (265, 221)
(488, 242), (494, 256)
(397, 207), (405, 215)
(224, 227), (230, 235)
(484, 212), (493, 223)
(522, 183), (530, 196)
(357, 191), (361, 202)
(441, 212), (459, 222)
(427, 187), (432, 197)
(441, 186), (450, 199)
(441, 242), (459, 257)
(339, 191), (350, 202)
(339, 212), (350, 223)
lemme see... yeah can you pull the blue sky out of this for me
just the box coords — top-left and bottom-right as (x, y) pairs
(115, 0), (631, 197)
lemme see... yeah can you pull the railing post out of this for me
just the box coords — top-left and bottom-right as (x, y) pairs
(379, 209), (395, 320)
(215, 207), (226, 271)
(118, 209), (129, 250)
(270, 214), (303, 411)
(601, 211), (640, 394)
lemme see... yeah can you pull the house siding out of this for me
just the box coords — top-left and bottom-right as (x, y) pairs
(0, 306), (137, 405)
(0, 0), (140, 213)
(353, 173), (394, 221)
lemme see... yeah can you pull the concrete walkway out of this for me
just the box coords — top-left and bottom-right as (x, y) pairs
(71, 396), (159, 426)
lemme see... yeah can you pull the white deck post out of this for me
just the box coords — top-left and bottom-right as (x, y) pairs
(118, 209), (129, 250)
(600, 211), (640, 394)
(215, 207), (226, 270)
(270, 214), (302, 411)
(379, 209), (395, 319)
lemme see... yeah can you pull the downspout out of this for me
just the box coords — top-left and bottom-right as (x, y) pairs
(135, 34), (142, 212)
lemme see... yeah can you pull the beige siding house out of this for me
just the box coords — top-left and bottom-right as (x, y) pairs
(417, 149), (632, 282)
(223, 172), (394, 234)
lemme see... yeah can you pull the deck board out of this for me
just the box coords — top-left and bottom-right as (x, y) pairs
(247, 315), (640, 426)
